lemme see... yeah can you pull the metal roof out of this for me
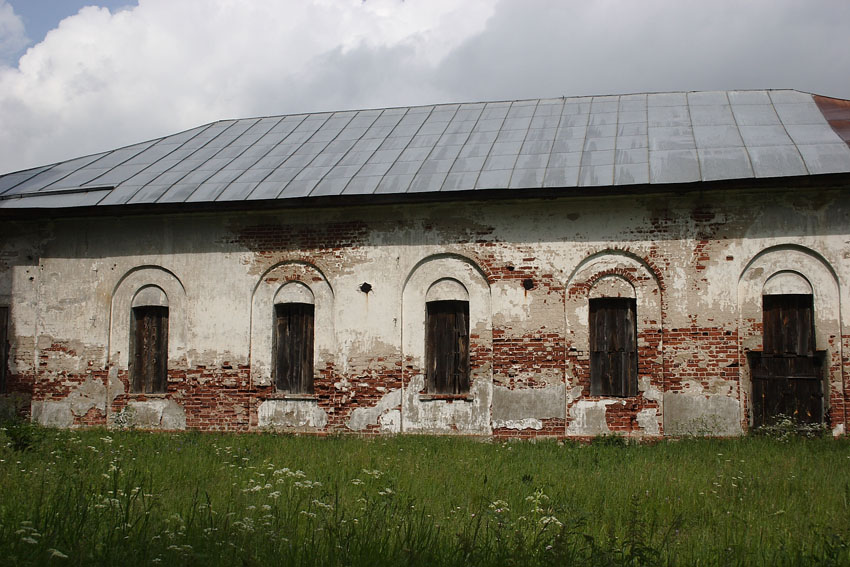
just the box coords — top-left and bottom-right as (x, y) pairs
(2, 89), (850, 210)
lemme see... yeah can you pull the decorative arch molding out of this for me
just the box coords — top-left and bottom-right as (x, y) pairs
(565, 251), (663, 346)
(588, 275), (636, 299)
(739, 243), (840, 286)
(109, 266), (187, 369)
(250, 261), (334, 387)
(737, 244), (843, 430)
(565, 248), (663, 295)
(274, 281), (315, 305)
(403, 252), (492, 291)
(763, 271), (813, 296)
(738, 245), (840, 353)
(401, 253), (492, 434)
(132, 285), (169, 308)
(426, 278), (469, 302)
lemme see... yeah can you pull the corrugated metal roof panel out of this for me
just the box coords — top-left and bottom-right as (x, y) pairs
(2, 90), (850, 210)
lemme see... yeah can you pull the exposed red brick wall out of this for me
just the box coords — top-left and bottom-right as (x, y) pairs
(663, 327), (740, 393)
(492, 330), (565, 388)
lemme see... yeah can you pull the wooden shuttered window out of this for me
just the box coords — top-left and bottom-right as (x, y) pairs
(425, 300), (470, 395)
(273, 303), (315, 394)
(130, 306), (168, 394)
(763, 294), (815, 356)
(589, 297), (638, 397)
(0, 306), (7, 393)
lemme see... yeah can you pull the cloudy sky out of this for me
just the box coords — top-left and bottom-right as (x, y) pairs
(1, 0), (848, 175)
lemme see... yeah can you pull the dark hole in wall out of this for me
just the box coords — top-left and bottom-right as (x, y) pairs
(359, 282), (372, 293)
(522, 278), (534, 290)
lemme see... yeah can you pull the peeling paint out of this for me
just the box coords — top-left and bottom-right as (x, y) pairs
(347, 388), (401, 432)
(663, 394), (741, 436)
(66, 376), (107, 416)
(496, 418), (543, 430)
(636, 408), (660, 435)
(117, 399), (187, 430)
(402, 375), (492, 434)
(566, 400), (623, 436)
(491, 384), (564, 430)
(257, 400), (329, 430)
(32, 375), (114, 427)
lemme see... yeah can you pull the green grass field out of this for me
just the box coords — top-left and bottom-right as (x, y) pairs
(0, 424), (848, 566)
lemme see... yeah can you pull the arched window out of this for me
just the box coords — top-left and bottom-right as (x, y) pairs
(130, 286), (168, 394)
(273, 283), (315, 394)
(425, 279), (469, 395)
(588, 276), (637, 397)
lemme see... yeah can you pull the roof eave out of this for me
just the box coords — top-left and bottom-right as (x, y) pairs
(2, 172), (849, 221)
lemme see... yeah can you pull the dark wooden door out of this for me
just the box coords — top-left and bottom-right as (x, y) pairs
(425, 300), (470, 395)
(274, 303), (315, 394)
(131, 306), (168, 393)
(750, 294), (823, 426)
(589, 298), (637, 397)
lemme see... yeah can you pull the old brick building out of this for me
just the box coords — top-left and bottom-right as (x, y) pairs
(1, 89), (849, 437)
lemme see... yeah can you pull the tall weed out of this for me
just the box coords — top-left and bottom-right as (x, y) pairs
(0, 427), (847, 565)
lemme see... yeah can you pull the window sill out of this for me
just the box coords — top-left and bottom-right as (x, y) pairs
(266, 393), (318, 401)
(418, 393), (473, 402)
(125, 392), (168, 398)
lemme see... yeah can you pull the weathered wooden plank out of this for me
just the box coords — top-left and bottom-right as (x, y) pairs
(273, 303), (314, 394)
(426, 300), (469, 395)
(589, 298), (637, 397)
(131, 306), (168, 393)
(763, 294), (814, 356)
(748, 350), (825, 427)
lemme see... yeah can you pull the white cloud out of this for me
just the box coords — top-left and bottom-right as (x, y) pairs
(0, 0), (27, 64)
(1, 0), (849, 175)
(434, 0), (850, 102)
(0, 0), (495, 173)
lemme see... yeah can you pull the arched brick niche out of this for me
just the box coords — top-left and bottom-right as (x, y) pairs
(738, 245), (844, 434)
(401, 254), (492, 434)
(564, 250), (663, 437)
(250, 261), (334, 432)
(101, 266), (189, 430)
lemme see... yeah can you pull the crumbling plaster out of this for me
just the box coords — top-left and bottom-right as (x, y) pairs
(1, 185), (847, 435)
